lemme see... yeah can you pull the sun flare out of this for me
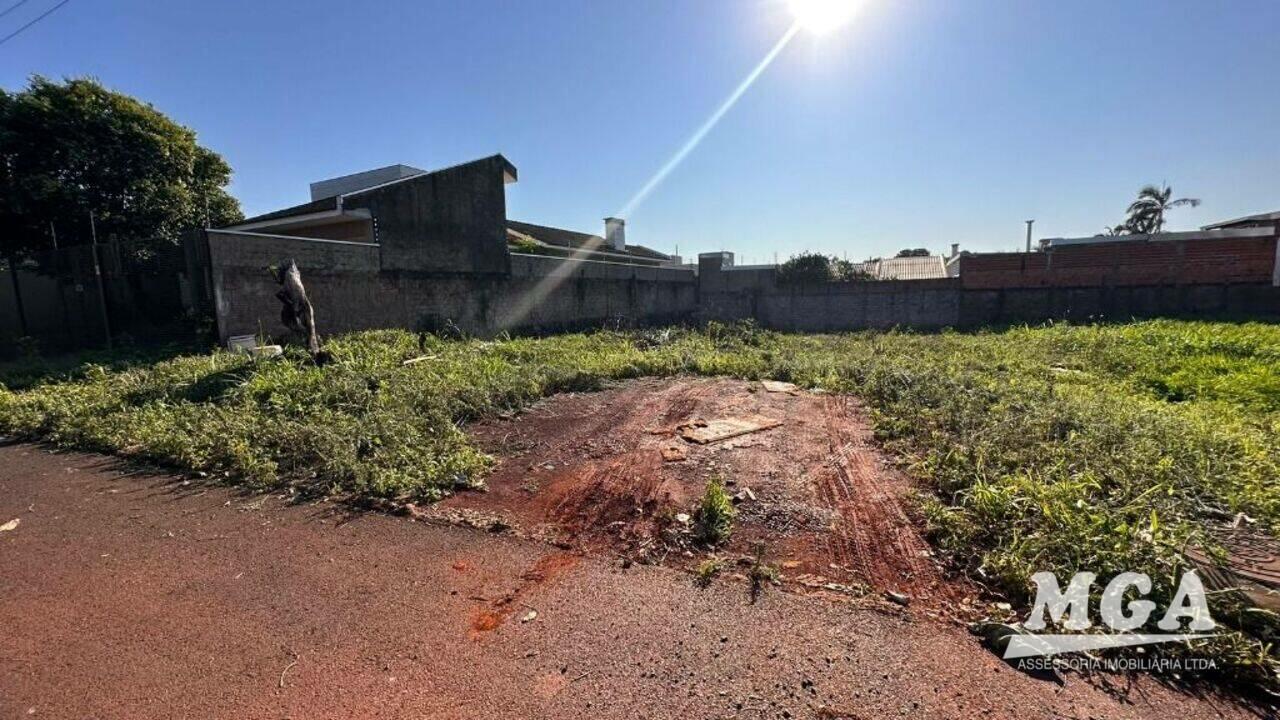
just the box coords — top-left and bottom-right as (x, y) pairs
(788, 0), (859, 34)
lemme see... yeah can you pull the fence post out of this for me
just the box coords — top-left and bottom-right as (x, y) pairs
(89, 212), (113, 350)
(6, 257), (29, 337)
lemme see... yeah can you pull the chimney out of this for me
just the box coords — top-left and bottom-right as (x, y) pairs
(604, 217), (626, 251)
(950, 243), (960, 259)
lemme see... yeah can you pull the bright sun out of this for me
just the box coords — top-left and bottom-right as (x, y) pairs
(788, 0), (859, 34)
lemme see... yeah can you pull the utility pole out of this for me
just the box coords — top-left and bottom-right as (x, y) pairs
(1025, 219), (1035, 253)
(89, 211), (113, 350)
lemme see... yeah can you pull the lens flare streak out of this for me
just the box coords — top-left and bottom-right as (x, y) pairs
(616, 21), (802, 219)
(499, 21), (802, 331)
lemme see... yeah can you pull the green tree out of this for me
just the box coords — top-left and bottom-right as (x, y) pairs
(1124, 184), (1199, 235)
(776, 252), (873, 284)
(0, 76), (242, 261)
(895, 248), (930, 257)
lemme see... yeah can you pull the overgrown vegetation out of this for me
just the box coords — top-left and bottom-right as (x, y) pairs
(507, 234), (554, 256)
(1, 318), (1278, 691)
(775, 252), (872, 284)
(694, 475), (736, 546)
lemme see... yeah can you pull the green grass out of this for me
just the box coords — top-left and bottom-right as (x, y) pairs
(1, 318), (1278, 691)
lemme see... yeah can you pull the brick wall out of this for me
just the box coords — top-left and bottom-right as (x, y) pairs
(961, 235), (1279, 290)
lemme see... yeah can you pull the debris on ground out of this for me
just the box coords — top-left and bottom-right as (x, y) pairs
(520, 610), (538, 623)
(761, 380), (800, 395)
(1186, 526), (1280, 612)
(678, 416), (783, 445)
(272, 258), (326, 362)
(0, 518), (19, 532)
(885, 590), (910, 607)
(660, 445), (687, 462)
(401, 355), (439, 366)
(971, 621), (1065, 684)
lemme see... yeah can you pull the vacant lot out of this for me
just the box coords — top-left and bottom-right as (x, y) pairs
(1, 319), (1278, 691)
(448, 375), (965, 612)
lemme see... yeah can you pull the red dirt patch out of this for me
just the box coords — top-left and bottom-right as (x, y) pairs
(468, 551), (580, 639)
(446, 376), (969, 608)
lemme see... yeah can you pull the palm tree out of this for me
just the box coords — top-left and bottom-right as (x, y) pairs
(1124, 184), (1200, 234)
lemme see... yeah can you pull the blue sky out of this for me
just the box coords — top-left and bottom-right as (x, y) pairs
(3, 0), (1278, 262)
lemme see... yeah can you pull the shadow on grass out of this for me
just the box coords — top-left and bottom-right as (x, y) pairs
(0, 341), (207, 392)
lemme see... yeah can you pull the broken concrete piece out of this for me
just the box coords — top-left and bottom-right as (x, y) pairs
(226, 334), (258, 352)
(678, 416), (783, 445)
(1186, 527), (1280, 612)
(660, 446), (688, 462)
(761, 380), (800, 394)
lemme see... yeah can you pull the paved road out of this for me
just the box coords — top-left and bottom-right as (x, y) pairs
(0, 443), (1258, 719)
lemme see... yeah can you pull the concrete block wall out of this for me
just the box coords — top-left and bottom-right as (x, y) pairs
(206, 231), (697, 342)
(206, 226), (1280, 346)
(698, 263), (962, 331)
(341, 155), (514, 276)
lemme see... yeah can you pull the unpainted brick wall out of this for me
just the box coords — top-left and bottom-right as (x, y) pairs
(960, 236), (1278, 290)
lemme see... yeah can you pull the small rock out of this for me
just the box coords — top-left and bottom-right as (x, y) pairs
(520, 610), (537, 623)
(0, 518), (19, 532)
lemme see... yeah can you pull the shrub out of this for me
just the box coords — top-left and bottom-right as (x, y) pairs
(694, 475), (735, 546)
(694, 557), (724, 588)
(776, 252), (835, 284)
(776, 252), (873, 284)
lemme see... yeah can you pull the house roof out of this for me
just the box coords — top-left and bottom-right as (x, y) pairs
(226, 155), (519, 229)
(507, 220), (671, 263)
(1202, 210), (1280, 230)
(508, 220), (605, 252)
(850, 255), (949, 280)
(235, 196), (339, 226)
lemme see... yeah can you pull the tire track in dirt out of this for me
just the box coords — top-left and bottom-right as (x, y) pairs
(453, 377), (968, 607)
(814, 395), (955, 604)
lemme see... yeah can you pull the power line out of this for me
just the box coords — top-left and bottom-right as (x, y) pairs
(0, 0), (71, 48)
(0, 0), (32, 21)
